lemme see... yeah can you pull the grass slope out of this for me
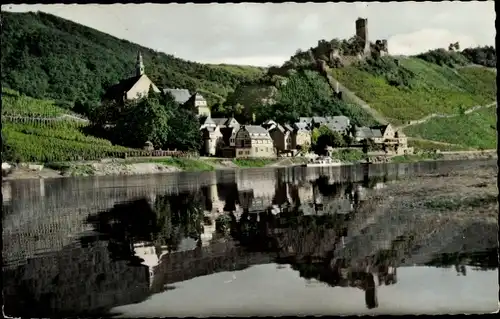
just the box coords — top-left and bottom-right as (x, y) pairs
(404, 107), (497, 150)
(330, 58), (496, 123)
(1, 11), (264, 106)
(1, 88), (75, 117)
(1, 91), (135, 162)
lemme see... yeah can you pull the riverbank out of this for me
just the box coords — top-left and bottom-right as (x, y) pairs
(2, 150), (496, 181)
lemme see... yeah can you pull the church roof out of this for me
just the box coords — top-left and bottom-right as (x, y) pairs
(102, 75), (142, 101)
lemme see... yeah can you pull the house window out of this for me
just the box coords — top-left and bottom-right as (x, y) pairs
(246, 150), (250, 155)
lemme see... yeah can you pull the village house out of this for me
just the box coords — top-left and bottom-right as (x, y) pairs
(219, 118), (240, 146)
(200, 125), (223, 156)
(268, 123), (293, 153)
(199, 117), (240, 157)
(102, 52), (161, 103)
(297, 116), (351, 132)
(354, 124), (411, 154)
(292, 122), (312, 149)
(234, 125), (275, 158)
(185, 92), (210, 118)
(324, 116), (351, 134)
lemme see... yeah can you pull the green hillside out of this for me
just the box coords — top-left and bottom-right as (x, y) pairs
(223, 43), (496, 150)
(1, 11), (265, 107)
(404, 106), (497, 150)
(330, 57), (496, 123)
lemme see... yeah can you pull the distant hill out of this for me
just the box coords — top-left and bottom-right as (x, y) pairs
(0, 11), (265, 107)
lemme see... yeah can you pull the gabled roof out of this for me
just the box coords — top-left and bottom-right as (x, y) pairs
(102, 75), (142, 101)
(283, 124), (294, 132)
(263, 119), (277, 125)
(270, 124), (285, 133)
(184, 92), (207, 107)
(212, 118), (228, 126)
(294, 122), (310, 131)
(225, 117), (240, 127)
(355, 126), (383, 138)
(163, 88), (191, 104)
(312, 116), (327, 123)
(193, 92), (206, 101)
(242, 125), (269, 135)
(201, 116), (216, 126)
(327, 115), (350, 126)
(325, 123), (346, 132)
(371, 124), (390, 136)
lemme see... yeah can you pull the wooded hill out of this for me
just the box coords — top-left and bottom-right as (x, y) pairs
(1, 11), (265, 108)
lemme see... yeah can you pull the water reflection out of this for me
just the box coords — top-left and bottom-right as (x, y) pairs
(2, 160), (498, 316)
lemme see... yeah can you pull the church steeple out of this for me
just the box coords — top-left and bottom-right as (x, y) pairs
(136, 51), (145, 76)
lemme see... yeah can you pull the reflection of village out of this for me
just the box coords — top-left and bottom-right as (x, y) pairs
(2, 164), (498, 317)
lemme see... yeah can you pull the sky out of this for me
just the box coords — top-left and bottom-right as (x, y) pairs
(3, 2), (496, 67)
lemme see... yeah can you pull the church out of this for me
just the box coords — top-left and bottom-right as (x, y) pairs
(102, 52), (210, 117)
(102, 52), (161, 102)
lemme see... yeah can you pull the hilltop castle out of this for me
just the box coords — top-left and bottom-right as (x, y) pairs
(355, 18), (389, 57)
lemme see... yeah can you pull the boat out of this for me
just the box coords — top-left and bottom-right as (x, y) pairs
(302, 156), (343, 167)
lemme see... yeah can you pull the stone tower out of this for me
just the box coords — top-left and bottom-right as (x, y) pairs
(136, 51), (145, 76)
(355, 18), (371, 55)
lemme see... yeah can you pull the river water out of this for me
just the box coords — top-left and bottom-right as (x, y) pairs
(2, 160), (498, 316)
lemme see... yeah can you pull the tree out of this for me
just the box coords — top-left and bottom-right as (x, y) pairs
(311, 127), (321, 145)
(166, 106), (202, 151)
(361, 138), (376, 153)
(113, 92), (171, 149)
(331, 131), (346, 147)
(343, 133), (354, 146)
(313, 125), (336, 154)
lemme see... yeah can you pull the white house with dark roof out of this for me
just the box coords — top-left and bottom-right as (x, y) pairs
(234, 125), (275, 158)
(201, 125), (223, 156)
(163, 89), (210, 118)
(185, 92), (210, 117)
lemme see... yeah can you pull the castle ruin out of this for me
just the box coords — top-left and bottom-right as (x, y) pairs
(355, 18), (371, 55)
(355, 18), (389, 57)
